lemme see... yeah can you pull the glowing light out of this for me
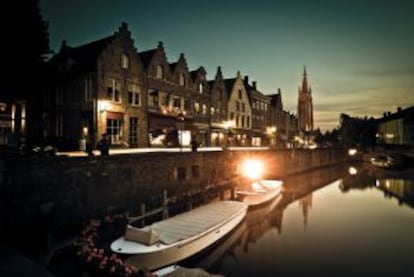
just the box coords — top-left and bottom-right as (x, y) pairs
(240, 159), (264, 180)
(348, 148), (358, 156)
(99, 100), (108, 113)
(222, 120), (235, 129)
(348, 166), (357, 175)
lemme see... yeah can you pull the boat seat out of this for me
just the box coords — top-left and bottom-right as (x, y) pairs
(124, 225), (160, 245)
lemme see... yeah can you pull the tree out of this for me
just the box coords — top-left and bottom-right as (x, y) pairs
(0, 0), (50, 100)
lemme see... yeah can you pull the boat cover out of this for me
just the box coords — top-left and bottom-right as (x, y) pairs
(150, 200), (246, 245)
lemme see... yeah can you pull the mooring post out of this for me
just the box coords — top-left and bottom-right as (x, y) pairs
(140, 203), (146, 226)
(162, 190), (169, 219)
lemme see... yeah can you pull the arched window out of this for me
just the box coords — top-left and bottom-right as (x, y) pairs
(179, 73), (186, 86)
(121, 53), (129, 69)
(156, 65), (164, 79)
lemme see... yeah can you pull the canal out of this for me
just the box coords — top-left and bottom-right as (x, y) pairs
(181, 163), (414, 277)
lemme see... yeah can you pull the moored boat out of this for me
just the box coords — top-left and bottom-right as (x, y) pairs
(236, 179), (283, 207)
(370, 153), (406, 169)
(110, 200), (248, 270)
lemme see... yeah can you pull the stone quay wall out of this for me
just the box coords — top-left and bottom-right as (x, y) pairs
(0, 148), (358, 245)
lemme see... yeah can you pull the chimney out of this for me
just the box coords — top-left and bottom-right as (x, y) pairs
(397, 107), (402, 112)
(252, 81), (257, 90)
(244, 75), (249, 84)
(158, 41), (164, 48)
(383, 112), (387, 117)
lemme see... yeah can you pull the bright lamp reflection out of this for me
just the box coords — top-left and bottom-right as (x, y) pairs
(348, 166), (357, 175)
(240, 159), (264, 180)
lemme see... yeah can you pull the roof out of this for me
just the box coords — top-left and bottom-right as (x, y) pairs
(223, 78), (237, 97)
(48, 35), (115, 75)
(378, 106), (414, 123)
(139, 49), (157, 69)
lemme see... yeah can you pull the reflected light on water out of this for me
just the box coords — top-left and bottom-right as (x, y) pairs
(348, 166), (358, 175)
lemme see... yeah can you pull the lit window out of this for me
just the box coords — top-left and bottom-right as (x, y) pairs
(202, 104), (207, 115)
(179, 74), (186, 86)
(121, 53), (129, 69)
(156, 65), (164, 79)
(128, 84), (140, 106)
(107, 79), (121, 103)
(194, 102), (200, 113)
(211, 107), (215, 115)
(199, 83), (203, 93)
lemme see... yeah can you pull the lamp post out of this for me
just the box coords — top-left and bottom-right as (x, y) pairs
(222, 120), (235, 150)
(176, 112), (185, 152)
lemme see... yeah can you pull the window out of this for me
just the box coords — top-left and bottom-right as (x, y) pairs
(247, 116), (250, 128)
(236, 101), (240, 111)
(230, 112), (234, 120)
(156, 65), (164, 79)
(184, 99), (191, 111)
(202, 104), (207, 115)
(107, 79), (121, 103)
(129, 117), (138, 146)
(84, 76), (93, 102)
(160, 93), (169, 106)
(173, 97), (181, 110)
(211, 107), (215, 115)
(198, 83), (203, 93)
(242, 103), (245, 112)
(238, 89), (242, 99)
(121, 53), (129, 69)
(176, 167), (186, 180)
(107, 118), (123, 143)
(148, 89), (159, 109)
(194, 102), (200, 113)
(241, 115), (245, 127)
(179, 74), (186, 86)
(128, 84), (140, 106)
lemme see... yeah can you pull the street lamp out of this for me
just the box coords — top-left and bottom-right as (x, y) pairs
(222, 120), (235, 149)
(176, 112), (185, 152)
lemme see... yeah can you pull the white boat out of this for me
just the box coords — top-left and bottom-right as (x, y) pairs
(370, 153), (406, 169)
(110, 200), (248, 270)
(236, 179), (283, 207)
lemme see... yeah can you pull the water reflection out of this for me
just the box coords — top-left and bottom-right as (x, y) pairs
(183, 163), (414, 277)
(341, 163), (414, 209)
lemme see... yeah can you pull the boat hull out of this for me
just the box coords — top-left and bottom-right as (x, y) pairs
(237, 180), (283, 207)
(123, 206), (247, 270)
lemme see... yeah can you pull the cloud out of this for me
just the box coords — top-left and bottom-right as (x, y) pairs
(352, 65), (414, 77)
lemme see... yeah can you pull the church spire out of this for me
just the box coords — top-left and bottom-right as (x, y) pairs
(298, 66), (314, 132)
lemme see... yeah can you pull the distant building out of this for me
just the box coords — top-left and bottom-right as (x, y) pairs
(224, 71), (252, 146)
(297, 67), (313, 132)
(377, 106), (414, 145)
(140, 42), (195, 148)
(244, 76), (271, 146)
(208, 66), (229, 147)
(269, 90), (298, 148)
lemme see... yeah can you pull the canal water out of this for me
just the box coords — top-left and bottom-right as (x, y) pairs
(181, 163), (414, 277)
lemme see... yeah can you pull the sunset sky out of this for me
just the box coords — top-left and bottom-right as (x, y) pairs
(40, 0), (414, 131)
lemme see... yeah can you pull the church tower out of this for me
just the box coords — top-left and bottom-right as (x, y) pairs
(298, 67), (314, 132)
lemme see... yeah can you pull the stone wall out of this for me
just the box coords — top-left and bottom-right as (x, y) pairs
(0, 148), (357, 252)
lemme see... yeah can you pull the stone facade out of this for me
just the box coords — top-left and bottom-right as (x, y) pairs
(43, 22), (301, 150)
(45, 23), (148, 149)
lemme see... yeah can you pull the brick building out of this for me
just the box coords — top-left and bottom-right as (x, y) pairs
(44, 23), (148, 149)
